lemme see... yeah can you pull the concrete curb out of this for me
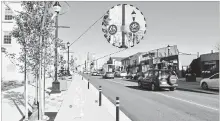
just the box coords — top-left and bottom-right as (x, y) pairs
(80, 74), (132, 121)
(176, 87), (219, 95)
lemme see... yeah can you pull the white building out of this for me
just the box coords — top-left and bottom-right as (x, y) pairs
(1, 2), (24, 82)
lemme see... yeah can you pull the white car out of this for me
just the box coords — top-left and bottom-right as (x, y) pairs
(200, 73), (219, 90)
(120, 71), (127, 77)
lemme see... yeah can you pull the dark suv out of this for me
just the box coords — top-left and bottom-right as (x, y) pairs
(138, 69), (178, 91)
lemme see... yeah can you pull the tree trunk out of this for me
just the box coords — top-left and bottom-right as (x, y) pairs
(39, 2), (48, 120)
(24, 44), (29, 121)
(34, 72), (38, 105)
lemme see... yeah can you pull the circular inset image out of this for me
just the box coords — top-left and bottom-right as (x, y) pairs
(102, 4), (147, 48)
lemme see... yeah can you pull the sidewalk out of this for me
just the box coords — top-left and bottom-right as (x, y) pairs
(1, 76), (72, 121)
(54, 74), (114, 121)
(177, 78), (219, 95)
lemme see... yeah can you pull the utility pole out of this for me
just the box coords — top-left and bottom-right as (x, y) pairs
(87, 52), (89, 72)
(121, 4), (126, 48)
(85, 60), (87, 72)
(52, 2), (61, 93)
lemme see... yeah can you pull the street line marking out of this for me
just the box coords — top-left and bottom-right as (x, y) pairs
(154, 92), (219, 111)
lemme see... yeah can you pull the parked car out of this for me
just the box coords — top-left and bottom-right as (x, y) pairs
(138, 69), (178, 91)
(96, 72), (102, 76)
(92, 72), (98, 76)
(120, 71), (127, 78)
(134, 72), (144, 80)
(114, 71), (121, 77)
(126, 73), (133, 79)
(103, 72), (115, 79)
(200, 73), (219, 90)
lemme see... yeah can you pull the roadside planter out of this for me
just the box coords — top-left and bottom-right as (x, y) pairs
(59, 77), (68, 91)
(185, 73), (196, 82)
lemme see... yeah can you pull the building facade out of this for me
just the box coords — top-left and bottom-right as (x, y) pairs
(200, 52), (219, 78)
(107, 57), (124, 72)
(139, 45), (197, 77)
(121, 52), (143, 74)
(1, 2), (24, 81)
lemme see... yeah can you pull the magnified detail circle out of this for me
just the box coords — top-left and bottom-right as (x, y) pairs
(102, 4), (147, 48)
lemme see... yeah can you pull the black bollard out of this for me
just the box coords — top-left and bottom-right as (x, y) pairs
(37, 101), (39, 120)
(82, 76), (83, 80)
(88, 79), (90, 89)
(116, 97), (120, 121)
(99, 86), (102, 106)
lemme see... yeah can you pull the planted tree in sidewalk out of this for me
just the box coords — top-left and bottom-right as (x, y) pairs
(11, 1), (59, 120)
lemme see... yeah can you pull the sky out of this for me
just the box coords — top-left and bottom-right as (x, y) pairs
(57, 1), (220, 68)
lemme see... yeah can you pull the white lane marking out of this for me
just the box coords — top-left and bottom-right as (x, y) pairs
(104, 79), (136, 86)
(104, 79), (219, 112)
(154, 92), (219, 111)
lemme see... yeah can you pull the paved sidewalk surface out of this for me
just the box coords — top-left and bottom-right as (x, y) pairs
(177, 78), (219, 94)
(55, 74), (114, 121)
(1, 76), (72, 121)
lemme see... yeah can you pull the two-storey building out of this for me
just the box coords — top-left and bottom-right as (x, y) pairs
(121, 52), (143, 74)
(106, 57), (124, 72)
(1, 2), (24, 81)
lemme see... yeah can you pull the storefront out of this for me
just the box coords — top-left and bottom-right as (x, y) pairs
(160, 55), (179, 72)
(200, 52), (219, 78)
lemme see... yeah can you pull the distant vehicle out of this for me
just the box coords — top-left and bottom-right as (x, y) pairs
(96, 71), (102, 76)
(92, 72), (98, 76)
(120, 71), (127, 78)
(103, 72), (114, 79)
(200, 73), (219, 90)
(138, 69), (178, 91)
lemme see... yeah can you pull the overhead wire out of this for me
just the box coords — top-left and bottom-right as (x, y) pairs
(69, 14), (105, 47)
(76, 48), (128, 67)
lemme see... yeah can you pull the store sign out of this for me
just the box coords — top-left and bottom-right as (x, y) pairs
(204, 61), (216, 65)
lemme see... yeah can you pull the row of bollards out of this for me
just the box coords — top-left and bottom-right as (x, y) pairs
(82, 75), (120, 121)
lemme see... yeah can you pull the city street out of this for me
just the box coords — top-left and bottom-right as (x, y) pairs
(82, 74), (219, 121)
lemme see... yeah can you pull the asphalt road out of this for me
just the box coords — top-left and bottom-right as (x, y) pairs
(82, 74), (219, 121)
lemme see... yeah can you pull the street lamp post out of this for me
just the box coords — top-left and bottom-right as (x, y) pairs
(67, 42), (70, 75)
(52, 1), (61, 93)
(131, 10), (136, 47)
(121, 4), (126, 48)
(167, 45), (171, 57)
(131, 10), (136, 21)
(167, 45), (171, 69)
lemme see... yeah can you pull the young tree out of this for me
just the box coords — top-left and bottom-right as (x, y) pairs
(11, 1), (57, 120)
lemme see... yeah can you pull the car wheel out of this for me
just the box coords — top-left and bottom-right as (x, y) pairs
(202, 82), (208, 90)
(138, 81), (142, 88)
(170, 87), (175, 91)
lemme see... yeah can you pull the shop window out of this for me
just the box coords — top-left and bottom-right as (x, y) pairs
(5, 7), (13, 20)
(3, 31), (12, 44)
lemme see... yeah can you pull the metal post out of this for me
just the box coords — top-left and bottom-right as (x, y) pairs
(88, 79), (90, 89)
(82, 76), (83, 80)
(116, 97), (120, 121)
(168, 48), (170, 57)
(99, 86), (102, 106)
(52, 11), (60, 93)
(67, 45), (70, 74)
(121, 4), (126, 48)
(55, 14), (58, 82)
